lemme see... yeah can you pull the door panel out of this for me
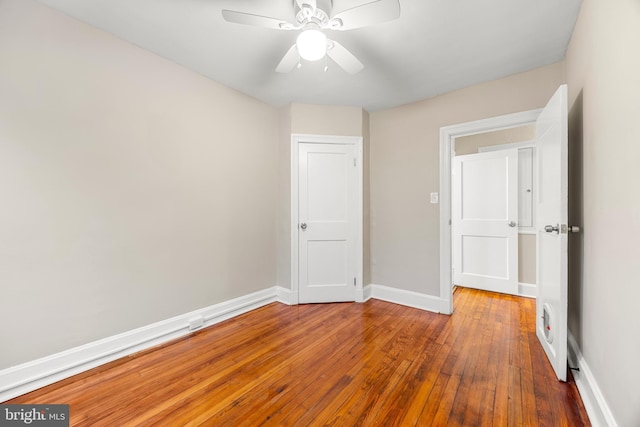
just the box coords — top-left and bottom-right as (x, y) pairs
(453, 149), (519, 295)
(536, 84), (569, 382)
(462, 156), (509, 219)
(307, 240), (347, 286)
(307, 152), (348, 221)
(299, 143), (356, 303)
(462, 235), (509, 278)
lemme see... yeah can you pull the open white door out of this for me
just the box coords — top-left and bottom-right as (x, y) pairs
(536, 84), (571, 381)
(453, 149), (519, 295)
(298, 142), (357, 303)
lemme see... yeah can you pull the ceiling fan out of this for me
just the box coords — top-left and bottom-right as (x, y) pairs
(221, 0), (401, 74)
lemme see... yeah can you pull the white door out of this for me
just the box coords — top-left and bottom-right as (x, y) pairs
(298, 143), (357, 303)
(453, 149), (519, 295)
(536, 84), (570, 381)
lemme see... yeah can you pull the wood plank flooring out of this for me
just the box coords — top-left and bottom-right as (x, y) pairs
(6, 287), (590, 426)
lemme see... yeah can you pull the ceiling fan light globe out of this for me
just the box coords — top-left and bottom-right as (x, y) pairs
(296, 29), (327, 61)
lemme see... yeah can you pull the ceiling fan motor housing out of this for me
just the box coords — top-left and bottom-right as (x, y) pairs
(296, 0), (343, 30)
(297, 5), (328, 26)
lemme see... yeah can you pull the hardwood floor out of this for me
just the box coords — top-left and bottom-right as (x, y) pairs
(7, 287), (590, 426)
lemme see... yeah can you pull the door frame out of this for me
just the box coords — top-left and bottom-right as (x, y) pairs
(439, 109), (542, 314)
(291, 134), (364, 304)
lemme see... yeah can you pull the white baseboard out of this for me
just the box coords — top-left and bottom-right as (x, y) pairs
(276, 286), (297, 305)
(367, 284), (449, 314)
(518, 282), (536, 298)
(0, 287), (279, 403)
(568, 333), (618, 427)
(358, 285), (373, 303)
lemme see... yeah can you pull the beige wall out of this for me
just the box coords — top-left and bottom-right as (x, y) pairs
(276, 106), (292, 290)
(362, 110), (371, 286)
(0, 0), (279, 369)
(290, 104), (364, 136)
(518, 234), (536, 285)
(454, 125), (537, 285)
(565, 0), (640, 425)
(370, 62), (564, 296)
(455, 125), (535, 155)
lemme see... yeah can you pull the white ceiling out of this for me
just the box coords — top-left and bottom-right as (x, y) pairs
(36, 0), (582, 111)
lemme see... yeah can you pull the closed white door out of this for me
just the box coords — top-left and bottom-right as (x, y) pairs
(536, 84), (570, 382)
(453, 149), (519, 295)
(298, 143), (357, 303)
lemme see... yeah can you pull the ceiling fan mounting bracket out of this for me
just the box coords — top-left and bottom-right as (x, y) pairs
(296, 7), (329, 28)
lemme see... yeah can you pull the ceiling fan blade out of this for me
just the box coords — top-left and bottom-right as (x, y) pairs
(330, 0), (400, 31)
(326, 40), (364, 74)
(221, 10), (295, 30)
(276, 45), (300, 73)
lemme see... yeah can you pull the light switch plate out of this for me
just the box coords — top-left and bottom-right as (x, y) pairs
(430, 192), (439, 204)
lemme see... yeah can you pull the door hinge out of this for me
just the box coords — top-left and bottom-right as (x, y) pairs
(354, 277), (356, 287)
(354, 158), (357, 167)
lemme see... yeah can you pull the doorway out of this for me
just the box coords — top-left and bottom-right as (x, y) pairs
(452, 126), (538, 296)
(290, 134), (364, 304)
(439, 109), (542, 314)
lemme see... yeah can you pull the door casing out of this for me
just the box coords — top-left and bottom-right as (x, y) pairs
(290, 134), (364, 304)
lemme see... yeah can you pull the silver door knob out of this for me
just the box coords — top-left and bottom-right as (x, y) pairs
(544, 224), (559, 234)
(568, 225), (581, 233)
(300, 223), (307, 230)
(508, 221), (517, 227)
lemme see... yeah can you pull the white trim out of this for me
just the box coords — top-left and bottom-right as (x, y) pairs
(478, 140), (536, 152)
(518, 282), (536, 298)
(291, 135), (299, 304)
(355, 142), (364, 304)
(0, 287), (279, 402)
(276, 286), (296, 305)
(368, 284), (449, 314)
(359, 284), (373, 303)
(290, 134), (364, 304)
(568, 333), (618, 427)
(439, 109), (542, 315)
